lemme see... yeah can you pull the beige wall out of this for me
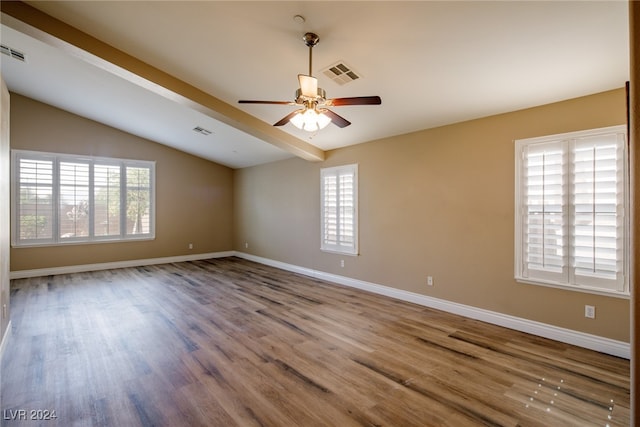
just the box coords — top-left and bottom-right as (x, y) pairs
(10, 94), (234, 271)
(235, 88), (630, 342)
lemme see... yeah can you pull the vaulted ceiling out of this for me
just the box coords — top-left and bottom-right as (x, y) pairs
(0, 1), (630, 168)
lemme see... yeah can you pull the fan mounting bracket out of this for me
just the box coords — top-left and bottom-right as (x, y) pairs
(303, 32), (319, 47)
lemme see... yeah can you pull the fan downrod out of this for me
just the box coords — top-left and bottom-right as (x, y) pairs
(302, 32), (319, 77)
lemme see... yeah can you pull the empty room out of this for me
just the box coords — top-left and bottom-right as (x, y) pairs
(1, 1), (638, 426)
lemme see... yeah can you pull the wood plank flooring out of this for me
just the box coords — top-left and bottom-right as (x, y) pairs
(1, 257), (630, 426)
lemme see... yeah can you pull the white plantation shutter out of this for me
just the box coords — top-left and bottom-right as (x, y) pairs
(12, 150), (155, 246)
(321, 164), (358, 255)
(59, 160), (90, 240)
(521, 141), (568, 283)
(125, 165), (153, 236)
(323, 174), (338, 247)
(515, 126), (628, 295)
(571, 134), (625, 291)
(15, 153), (55, 243)
(94, 164), (121, 237)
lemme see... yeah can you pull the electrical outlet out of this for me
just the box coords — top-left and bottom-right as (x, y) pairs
(340, 259), (345, 268)
(585, 305), (595, 319)
(245, 242), (249, 249)
(188, 243), (193, 250)
(427, 276), (433, 286)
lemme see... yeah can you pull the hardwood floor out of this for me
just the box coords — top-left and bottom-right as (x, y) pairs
(1, 257), (630, 426)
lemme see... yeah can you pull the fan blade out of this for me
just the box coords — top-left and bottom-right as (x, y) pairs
(325, 96), (382, 106)
(239, 100), (296, 105)
(322, 109), (351, 128)
(298, 74), (318, 98)
(273, 110), (301, 127)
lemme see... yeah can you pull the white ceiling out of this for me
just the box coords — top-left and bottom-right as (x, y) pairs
(0, 1), (630, 169)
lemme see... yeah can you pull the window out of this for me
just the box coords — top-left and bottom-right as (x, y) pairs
(515, 125), (629, 296)
(321, 164), (358, 255)
(12, 150), (155, 246)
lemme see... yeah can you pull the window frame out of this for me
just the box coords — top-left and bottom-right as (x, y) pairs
(320, 164), (359, 256)
(11, 149), (155, 247)
(514, 125), (629, 297)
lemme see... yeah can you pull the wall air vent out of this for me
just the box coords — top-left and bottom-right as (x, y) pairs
(193, 126), (213, 136)
(322, 62), (360, 86)
(0, 44), (26, 62)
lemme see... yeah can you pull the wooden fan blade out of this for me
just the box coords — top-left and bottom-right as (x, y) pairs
(322, 109), (351, 128)
(238, 100), (296, 105)
(325, 96), (382, 107)
(273, 110), (301, 127)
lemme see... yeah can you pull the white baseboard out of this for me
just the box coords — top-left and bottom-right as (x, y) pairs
(9, 251), (235, 280)
(235, 252), (630, 359)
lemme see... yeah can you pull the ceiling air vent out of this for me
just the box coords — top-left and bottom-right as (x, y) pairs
(193, 126), (212, 136)
(322, 62), (360, 86)
(0, 44), (26, 62)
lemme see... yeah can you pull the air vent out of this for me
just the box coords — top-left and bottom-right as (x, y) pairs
(322, 62), (360, 86)
(0, 44), (26, 62)
(193, 126), (212, 136)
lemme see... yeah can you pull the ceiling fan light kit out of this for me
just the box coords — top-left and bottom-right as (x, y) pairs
(290, 108), (332, 131)
(239, 32), (381, 132)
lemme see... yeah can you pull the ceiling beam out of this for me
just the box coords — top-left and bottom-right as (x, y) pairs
(0, 1), (325, 163)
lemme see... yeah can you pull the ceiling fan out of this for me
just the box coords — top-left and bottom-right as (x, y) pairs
(239, 32), (381, 132)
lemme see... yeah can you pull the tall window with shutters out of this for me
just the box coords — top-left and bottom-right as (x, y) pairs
(321, 164), (358, 255)
(12, 150), (155, 246)
(514, 125), (629, 295)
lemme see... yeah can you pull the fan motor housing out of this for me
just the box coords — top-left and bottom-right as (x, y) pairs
(296, 87), (326, 104)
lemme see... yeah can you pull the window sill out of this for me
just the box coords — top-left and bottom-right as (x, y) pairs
(320, 248), (359, 257)
(516, 277), (630, 299)
(12, 235), (155, 248)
